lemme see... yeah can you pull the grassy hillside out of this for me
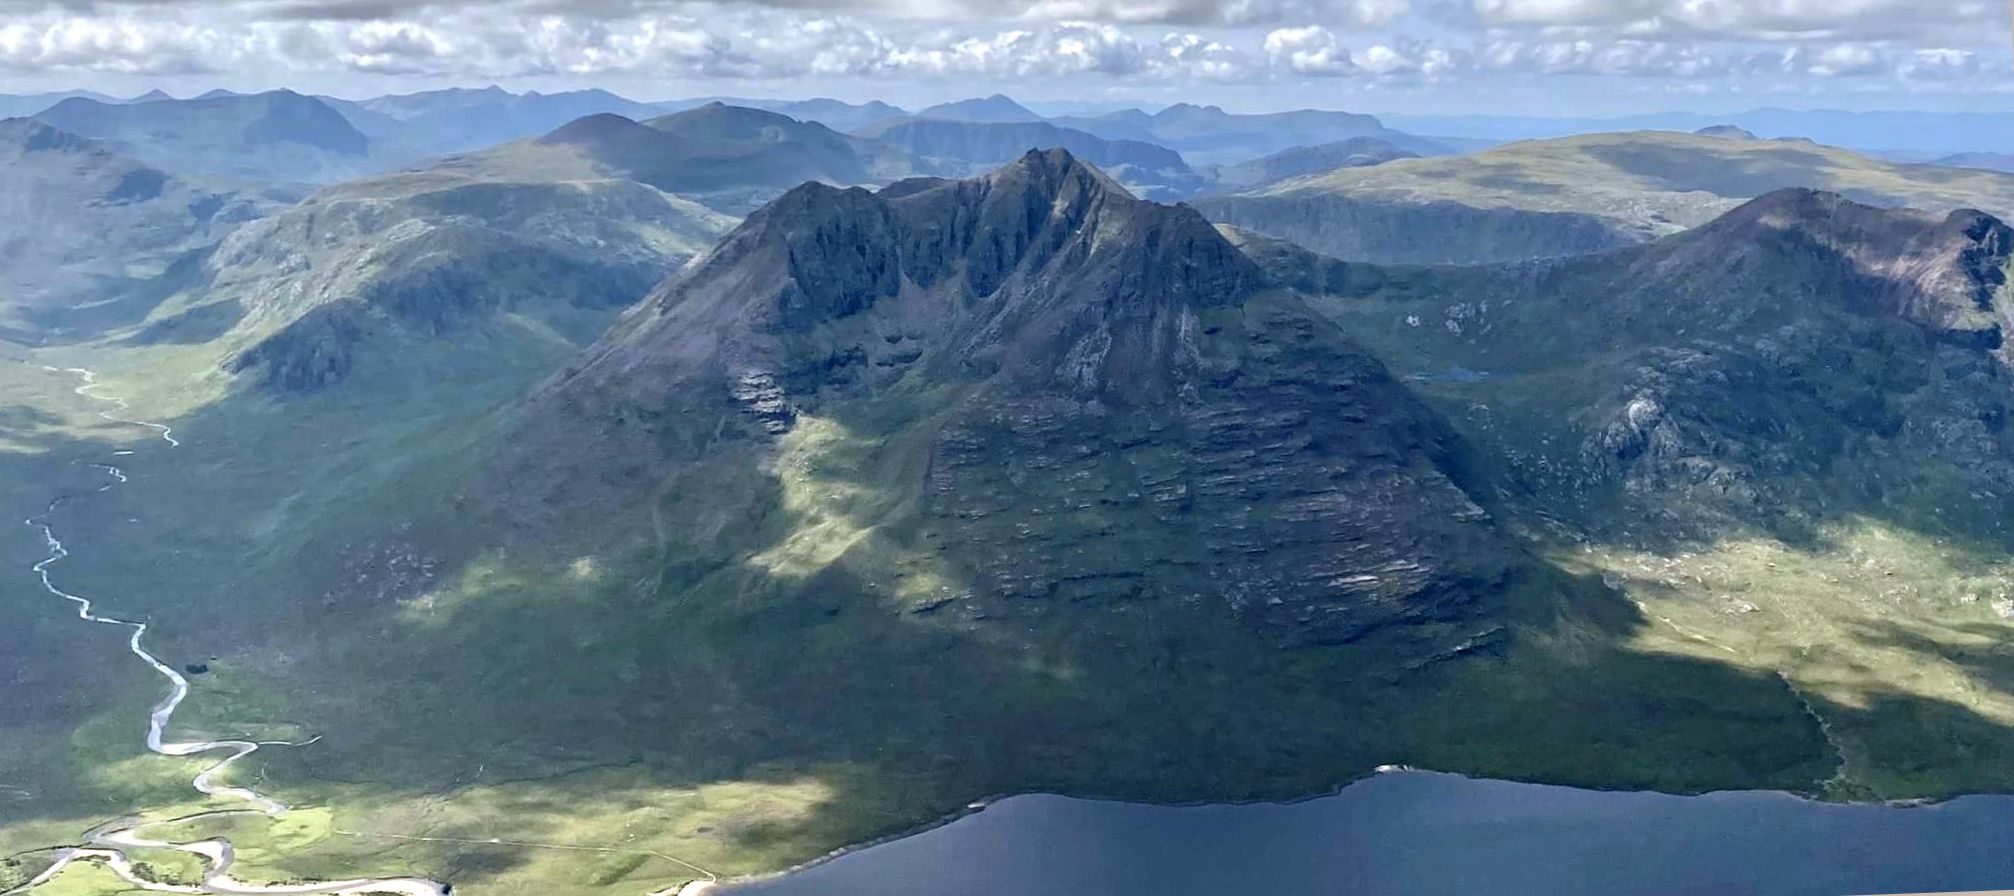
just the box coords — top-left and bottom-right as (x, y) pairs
(1198, 130), (2014, 264)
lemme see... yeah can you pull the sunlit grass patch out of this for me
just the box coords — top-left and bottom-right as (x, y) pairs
(1559, 518), (2014, 797)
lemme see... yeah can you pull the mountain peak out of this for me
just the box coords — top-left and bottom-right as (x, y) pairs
(538, 111), (647, 146)
(983, 146), (1127, 199)
(1675, 189), (2012, 344)
(619, 150), (1259, 349)
(916, 94), (1043, 123)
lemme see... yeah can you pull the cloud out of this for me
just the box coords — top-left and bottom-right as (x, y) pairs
(0, 1), (2000, 90)
(1477, 38), (1732, 77)
(1898, 47), (1977, 81)
(1463, 0), (2003, 45)
(1262, 25), (1352, 75)
(8, 0), (1416, 28)
(1800, 42), (1884, 77)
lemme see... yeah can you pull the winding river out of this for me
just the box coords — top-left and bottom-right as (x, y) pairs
(2, 367), (446, 896)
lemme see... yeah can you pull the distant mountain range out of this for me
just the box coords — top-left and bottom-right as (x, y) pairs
(857, 117), (1208, 200)
(31, 89), (393, 183)
(1197, 130), (2014, 264)
(1387, 108), (2014, 157)
(1054, 103), (1460, 165)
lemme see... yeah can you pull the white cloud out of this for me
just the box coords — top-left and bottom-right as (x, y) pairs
(0, 2), (2002, 91)
(1898, 47), (1977, 81)
(1355, 36), (1462, 77)
(1464, 0), (2003, 45)
(1478, 38), (1731, 77)
(1802, 42), (1884, 77)
(1262, 25), (1352, 75)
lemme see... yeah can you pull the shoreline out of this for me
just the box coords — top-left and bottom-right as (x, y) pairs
(704, 765), (1971, 891)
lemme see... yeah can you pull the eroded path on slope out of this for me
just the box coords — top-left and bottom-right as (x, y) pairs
(3, 366), (447, 896)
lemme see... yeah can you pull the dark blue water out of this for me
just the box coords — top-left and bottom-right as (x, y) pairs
(730, 771), (2014, 896)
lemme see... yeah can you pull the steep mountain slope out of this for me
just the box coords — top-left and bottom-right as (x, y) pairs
(1207, 137), (1419, 191)
(1198, 131), (2014, 264)
(0, 119), (273, 311)
(855, 118), (1208, 199)
(32, 90), (393, 183)
(1057, 103), (1448, 165)
(540, 104), (939, 212)
(914, 94), (1044, 122)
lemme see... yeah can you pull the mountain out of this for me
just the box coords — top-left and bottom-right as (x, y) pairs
(0, 90), (115, 118)
(1244, 189), (2014, 801)
(1207, 137), (1419, 191)
(1694, 124), (1759, 140)
(1290, 186), (2014, 540)
(1933, 152), (2014, 174)
(0, 119), (273, 312)
(1387, 108), (2014, 157)
(124, 122), (736, 395)
(1196, 130), (2014, 265)
(539, 104), (938, 212)
(329, 86), (668, 155)
(433, 147), (1529, 774)
(32, 90), (387, 183)
(769, 98), (908, 132)
(1056, 103), (1449, 165)
(914, 93), (1045, 123)
(855, 117), (1209, 199)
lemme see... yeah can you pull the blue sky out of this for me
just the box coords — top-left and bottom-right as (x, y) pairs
(0, 0), (2009, 114)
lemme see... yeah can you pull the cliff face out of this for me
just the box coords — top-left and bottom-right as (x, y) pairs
(493, 149), (1521, 649)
